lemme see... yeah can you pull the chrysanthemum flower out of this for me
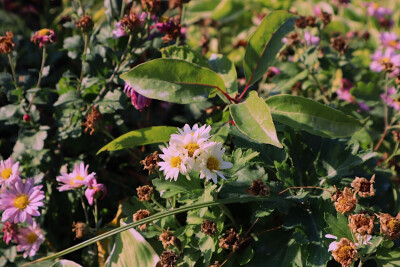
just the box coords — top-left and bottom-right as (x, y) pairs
(370, 48), (400, 74)
(326, 236), (358, 267)
(334, 187), (357, 214)
(0, 177), (44, 225)
(56, 162), (95, 191)
(1, 222), (18, 245)
(85, 177), (107, 206)
(31, 28), (56, 48)
(380, 32), (400, 50)
(0, 158), (20, 188)
(16, 221), (44, 258)
(124, 82), (151, 111)
(377, 213), (400, 240)
(158, 146), (187, 181)
(198, 142), (233, 184)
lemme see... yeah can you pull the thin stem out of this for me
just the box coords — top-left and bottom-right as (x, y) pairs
(310, 72), (329, 104)
(79, 189), (90, 225)
(27, 46), (47, 112)
(77, 0), (84, 14)
(77, 33), (89, 91)
(151, 195), (166, 211)
(27, 196), (277, 265)
(7, 54), (18, 89)
(374, 73), (390, 151)
(278, 186), (332, 196)
(384, 141), (399, 164)
(94, 198), (98, 230)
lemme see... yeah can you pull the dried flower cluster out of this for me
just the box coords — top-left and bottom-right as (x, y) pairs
(140, 151), (160, 174)
(201, 219), (217, 236)
(133, 209), (151, 231)
(219, 228), (240, 252)
(245, 178), (270, 196)
(136, 185), (154, 201)
(0, 32), (15, 54)
(76, 15), (94, 32)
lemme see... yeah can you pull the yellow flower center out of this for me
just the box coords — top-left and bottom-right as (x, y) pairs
(388, 219), (400, 232)
(389, 40), (398, 47)
(14, 194), (30, 210)
(26, 232), (38, 244)
(70, 175), (85, 185)
(184, 143), (200, 157)
(206, 156), (220, 171)
(38, 29), (51, 37)
(337, 245), (353, 260)
(380, 57), (391, 64)
(170, 156), (181, 168)
(1, 168), (12, 179)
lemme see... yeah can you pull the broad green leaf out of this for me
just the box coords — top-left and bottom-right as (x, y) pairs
(324, 213), (353, 240)
(161, 45), (211, 68)
(120, 58), (226, 104)
(54, 91), (83, 106)
(230, 91), (282, 148)
(51, 260), (83, 267)
(97, 126), (177, 154)
(350, 81), (380, 102)
(244, 11), (296, 86)
(211, 0), (245, 22)
(152, 175), (203, 198)
(266, 95), (362, 137)
(279, 69), (308, 92)
(208, 54), (238, 95)
(376, 247), (400, 267)
(184, 0), (220, 24)
(105, 221), (159, 267)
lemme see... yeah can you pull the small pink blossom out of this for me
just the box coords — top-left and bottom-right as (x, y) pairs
(370, 48), (400, 74)
(363, 2), (392, 18)
(16, 221), (44, 258)
(381, 86), (400, 110)
(1, 222), (18, 245)
(85, 178), (107, 206)
(337, 79), (355, 103)
(0, 177), (44, 225)
(380, 32), (400, 50)
(303, 31), (319, 46)
(124, 82), (151, 111)
(31, 29), (56, 48)
(0, 158), (20, 188)
(56, 162), (95, 192)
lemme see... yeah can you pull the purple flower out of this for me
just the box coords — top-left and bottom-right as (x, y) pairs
(337, 79), (354, 103)
(357, 102), (371, 111)
(363, 2), (392, 18)
(303, 31), (319, 46)
(0, 158), (20, 188)
(16, 221), (44, 258)
(113, 22), (127, 39)
(124, 83), (151, 111)
(1, 222), (18, 245)
(85, 177), (107, 206)
(381, 86), (400, 110)
(31, 29), (56, 48)
(380, 32), (400, 50)
(370, 48), (400, 74)
(0, 177), (45, 225)
(56, 162), (95, 192)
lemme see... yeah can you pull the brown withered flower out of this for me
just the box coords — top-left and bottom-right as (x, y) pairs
(306, 16), (317, 27)
(76, 15), (94, 32)
(219, 228), (240, 252)
(159, 229), (178, 249)
(334, 187), (357, 214)
(0, 31), (15, 54)
(348, 213), (375, 237)
(320, 12), (332, 27)
(377, 213), (400, 240)
(331, 185), (342, 202)
(141, 0), (161, 14)
(285, 32), (300, 46)
(72, 221), (88, 239)
(119, 13), (142, 34)
(133, 209), (151, 231)
(331, 35), (348, 54)
(351, 175), (375, 197)
(331, 238), (358, 267)
(245, 178), (270, 196)
(137, 185), (154, 202)
(161, 16), (182, 43)
(82, 106), (102, 135)
(159, 250), (178, 267)
(294, 16), (308, 28)
(201, 220), (217, 236)
(168, 0), (190, 9)
(140, 151), (160, 174)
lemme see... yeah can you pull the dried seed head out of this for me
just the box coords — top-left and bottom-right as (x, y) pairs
(219, 228), (240, 252)
(286, 32), (300, 46)
(119, 13), (142, 33)
(320, 12), (332, 27)
(201, 220), (217, 236)
(348, 213), (375, 236)
(331, 238), (358, 267)
(306, 16), (317, 27)
(331, 185), (342, 202)
(330, 35), (348, 54)
(0, 31), (15, 54)
(334, 187), (357, 214)
(159, 250), (178, 267)
(159, 229), (177, 249)
(351, 175), (375, 197)
(82, 106), (103, 135)
(245, 179), (270, 196)
(140, 151), (160, 174)
(295, 16), (308, 28)
(378, 213), (400, 240)
(76, 15), (94, 32)
(141, 0), (161, 14)
(379, 17), (393, 30)
(137, 185), (154, 202)
(160, 16), (182, 43)
(133, 209), (151, 231)
(72, 221), (88, 239)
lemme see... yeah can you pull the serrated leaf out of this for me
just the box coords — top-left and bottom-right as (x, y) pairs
(266, 94), (362, 138)
(324, 213), (353, 240)
(208, 54), (238, 94)
(152, 176), (203, 198)
(161, 45), (210, 68)
(97, 126), (177, 154)
(376, 247), (400, 267)
(244, 11), (296, 86)
(230, 91), (282, 147)
(120, 58), (226, 104)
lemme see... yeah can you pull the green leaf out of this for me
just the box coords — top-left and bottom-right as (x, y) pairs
(243, 11), (296, 86)
(51, 260), (83, 267)
(266, 95), (362, 138)
(376, 247), (400, 267)
(54, 91), (83, 107)
(279, 69), (308, 92)
(324, 213), (353, 240)
(161, 45), (211, 68)
(208, 54), (238, 95)
(211, 0), (245, 22)
(105, 221), (159, 267)
(120, 58), (226, 104)
(152, 175), (203, 199)
(230, 91), (282, 147)
(350, 81), (380, 102)
(97, 126), (177, 154)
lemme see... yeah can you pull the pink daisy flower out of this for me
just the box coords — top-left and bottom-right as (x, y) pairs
(56, 162), (95, 192)
(381, 86), (400, 110)
(380, 32), (400, 50)
(0, 158), (20, 188)
(1, 222), (18, 245)
(370, 48), (400, 76)
(16, 221), (44, 258)
(0, 177), (45, 225)
(85, 177), (107, 205)
(30, 28), (56, 48)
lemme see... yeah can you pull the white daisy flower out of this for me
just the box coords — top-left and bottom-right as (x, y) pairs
(198, 142), (233, 184)
(0, 158), (21, 188)
(158, 146), (187, 181)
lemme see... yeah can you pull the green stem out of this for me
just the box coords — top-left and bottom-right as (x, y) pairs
(79, 189), (90, 225)
(94, 198), (98, 230)
(76, 0), (84, 14)
(28, 196), (277, 265)
(27, 46), (46, 112)
(374, 73), (390, 151)
(151, 195), (166, 211)
(77, 33), (89, 92)
(7, 53), (18, 89)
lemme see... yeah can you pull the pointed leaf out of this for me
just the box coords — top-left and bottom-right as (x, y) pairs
(161, 45), (211, 68)
(97, 126), (177, 154)
(244, 11), (296, 86)
(230, 91), (282, 148)
(120, 58), (226, 104)
(266, 95), (362, 138)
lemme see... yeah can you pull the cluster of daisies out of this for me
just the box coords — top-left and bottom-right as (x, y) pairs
(0, 158), (45, 258)
(158, 124), (233, 183)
